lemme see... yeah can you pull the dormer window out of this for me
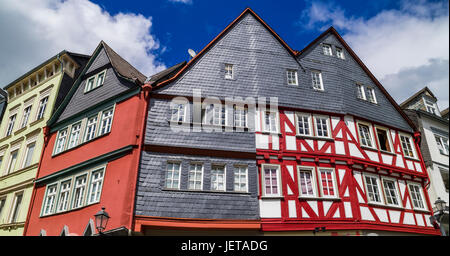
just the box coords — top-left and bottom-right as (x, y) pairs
(322, 44), (332, 56)
(424, 99), (437, 115)
(84, 70), (107, 93)
(224, 64), (233, 80)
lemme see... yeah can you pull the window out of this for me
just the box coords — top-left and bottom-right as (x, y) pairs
(400, 134), (415, 158)
(336, 47), (344, 59)
(21, 105), (32, 128)
(9, 193), (23, 223)
(233, 105), (247, 128)
(68, 122), (81, 149)
(84, 116), (98, 142)
(425, 99), (437, 115)
(322, 44), (332, 56)
(314, 116), (330, 138)
(263, 111), (278, 133)
(376, 127), (392, 152)
(356, 84), (366, 100)
(365, 175), (382, 204)
(36, 96), (48, 120)
(435, 135), (449, 155)
(296, 113), (311, 136)
(23, 142), (35, 168)
(7, 150), (18, 174)
(171, 103), (186, 123)
(57, 180), (72, 212)
(225, 64), (233, 79)
(439, 168), (449, 193)
(165, 162), (181, 189)
(72, 174), (87, 209)
(85, 70), (107, 92)
(311, 71), (324, 91)
(88, 168), (104, 204)
(188, 163), (203, 190)
(366, 87), (377, 104)
(234, 166), (248, 192)
(382, 178), (400, 206)
(319, 168), (337, 198)
(43, 185), (57, 215)
(408, 183), (426, 210)
(358, 123), (374, 147)
(211, 165), (226, 191)
(298, 167), (317, 197)
(202, 104), (225, 126)
(262, 165), (281, 197)
(55, 129), (68, 154)
(6, 114), (16, 136)
(0, 197), (6, 217)
(99, 108), (113, 135)
(287, 69), (298, 85)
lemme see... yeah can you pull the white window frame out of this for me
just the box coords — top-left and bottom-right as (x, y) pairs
(202, 104), (226, 126)
(224, 64), (233, 80)
(233, 165), (248, 193)
(295, 112), (312, 136)
(98, 107), (114, 136)
(71, 172), (89, 210)
(336, 47), (345, 59)
(356, 84), (366, 100)
(84, 69), (107, 93)
(20, 105), (33, 128)
(262, 110), (279, 133)
(9, 191), (24, 223)
(188, 163), (204, 190)
(233, 105), (247, 128)
(87, 167), (105, 205)
(54, 128), (68, 154)
(434, 134), (449, 155)
(42, 184), (58, 216)
(56, 178), (73, 213)
(84, 115), (98, 142)
(366, 87), (377, 104)
(36, 96), (49, 120)
(375, 126), (393, 153)
(165, 161), (181, 189)
(311, 70), (324, 91)
(261, 164), (282, 197)
(297, 166), (318, 198)
(381, 177), (401, 207)
(363, 173), (384, 205)
(22, 141), (36, 168)
(313, 115), (331, 138)
(5, 114), (17, 137)
(67, 122), (82, 149)
(357, 121), (375, 148)
(399, 133), (417, 159)
(424, 99), (437, 115)
(211, 164), (226, 192)
(286, 69), (298, 85)
(318, 167), (339, 198)
(6, 149), (19, 175)
(407, 182), (427, 211)
(170, 103), (187, 123)
(322, 44), (332, 56)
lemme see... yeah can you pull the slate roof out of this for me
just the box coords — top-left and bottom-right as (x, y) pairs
(147, 61), (186, 85)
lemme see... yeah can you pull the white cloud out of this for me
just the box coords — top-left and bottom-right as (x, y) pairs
(298, 0), (449, 110)
(0, 0), (166, 88)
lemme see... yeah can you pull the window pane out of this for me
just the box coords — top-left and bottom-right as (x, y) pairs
(24, 143), (35, 167)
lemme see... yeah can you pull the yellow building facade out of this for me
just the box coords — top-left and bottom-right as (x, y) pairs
(0, 52), (87, 235)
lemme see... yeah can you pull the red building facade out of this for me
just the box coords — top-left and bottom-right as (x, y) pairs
(23, 42), (149, 236)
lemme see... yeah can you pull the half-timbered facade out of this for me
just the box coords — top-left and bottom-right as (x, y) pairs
(135, 8), (439, 236)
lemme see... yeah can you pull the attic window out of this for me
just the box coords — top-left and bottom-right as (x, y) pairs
(366, 87), (377, 104)
(225, 64), (233, 79)
(322, 44), (332, 56)
(85, 70), (107, 93)
(424, 99), (437, 115)
(336, 47), (345, 59)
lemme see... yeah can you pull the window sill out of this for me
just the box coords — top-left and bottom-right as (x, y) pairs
(261, 131), (282, 136)
(412, 208), (430, 214)
(404, 156), (419, 161)
(360, 145), (378, 152)
(295, 134), (334, 141)
(368, 202), (404, 210)
(40, 201), (99, 218)
(380, 150), (396, 156)
(367, 202), (385, 207)
(161, 188), (251, 195)
(0, 134), (12, 143)
(29, 117), (44, 127)
(261, 196), (284, 199)
(14, 126), (27, 136)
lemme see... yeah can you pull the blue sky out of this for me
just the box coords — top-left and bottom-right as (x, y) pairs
(0, 0), (448, 109)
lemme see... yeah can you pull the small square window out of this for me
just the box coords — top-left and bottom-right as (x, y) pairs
(311, 71), (324, 91)
(322, 44), (332, 56)
(225, 64), (233, 79)
(366, 87), (377, 104)
(336, 47), (345, 59)
(356, 84), (366, 100)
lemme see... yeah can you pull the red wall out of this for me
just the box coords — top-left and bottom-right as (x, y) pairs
(24, 92), (146, 236)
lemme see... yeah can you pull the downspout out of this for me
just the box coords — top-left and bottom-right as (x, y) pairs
(128, 82), (152, 235)
(22, 126), (51, 235)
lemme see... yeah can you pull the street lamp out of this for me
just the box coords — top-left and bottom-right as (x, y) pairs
(435, 197), (446, 213)
(430, 197), (448, 236)
(94, 207), (110, 235)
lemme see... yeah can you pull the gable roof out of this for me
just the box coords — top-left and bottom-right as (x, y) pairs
(399, 86), (437, 108)
(441, 107), (449, 118)
(147, 61), (186, 85)
(47, 41), (146, 127)
(152, 7), (299, 90)
(296, 26), (417, 132)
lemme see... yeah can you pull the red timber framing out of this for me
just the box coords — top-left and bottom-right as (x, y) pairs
(256, 108), (440, 235)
